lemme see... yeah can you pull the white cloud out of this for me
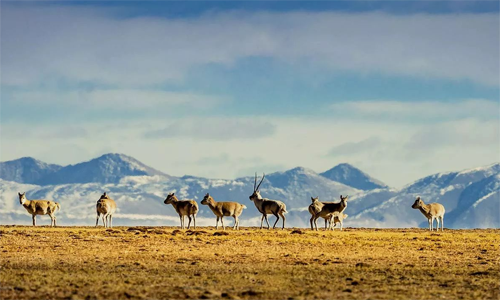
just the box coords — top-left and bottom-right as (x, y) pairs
(7, 89), (225, 110)
(143, 118), (276, 140)
(329, 99), (499, 121)
(2, 6), (498, 87)
(327, 137), (382, 156)
(406, 119), (499, 150)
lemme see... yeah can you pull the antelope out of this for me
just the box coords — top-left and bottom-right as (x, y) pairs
(18, 192), (60, 226)
(96, 192), (117, 228)
(249, 173), (287, 230)
(309, 195), (349, 231)
(329, 212), (348, 231)
(411, 196), (445, 231)
(164, 192), (198, 229)
(201, 193), (246, 230)
(308, 196), (324, 230)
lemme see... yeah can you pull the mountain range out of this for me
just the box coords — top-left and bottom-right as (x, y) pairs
(0, 153), (498, 229)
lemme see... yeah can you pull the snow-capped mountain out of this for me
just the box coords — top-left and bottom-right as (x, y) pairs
(0, 162), (359, 227)
(0, 153), (498, 229)
(0, 157), (62, 184)
(35, 153), (170, 185)
(346, 163), (500, 229)
(320, 163), (387, 191)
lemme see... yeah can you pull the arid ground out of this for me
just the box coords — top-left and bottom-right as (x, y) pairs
(0, 226), (498, 299)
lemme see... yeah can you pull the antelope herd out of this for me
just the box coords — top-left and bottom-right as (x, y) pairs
(17, 173), (446, 231)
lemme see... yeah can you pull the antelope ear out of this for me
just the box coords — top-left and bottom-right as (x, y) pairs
(18, 192), (21, 196)
(311, 197), (314, 201)
(340, 195), (343, 199)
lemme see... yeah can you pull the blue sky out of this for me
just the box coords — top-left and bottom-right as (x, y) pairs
(1, 1), (499, 187)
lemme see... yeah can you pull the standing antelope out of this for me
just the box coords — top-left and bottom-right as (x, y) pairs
(411, 196), (445, 231)
(330, 212), (348, 231)
(164, 192), (198, 229)
(249, 173), (287, 230)
(309, 196), (324, 230)
(18, 192), (60, 226)
(201, 193), (246, 230)
(309, 195), (349, 231)
(96, 192), (117, 228)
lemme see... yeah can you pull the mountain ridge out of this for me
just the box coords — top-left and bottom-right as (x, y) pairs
(35, 153), (171, 185)
(0, 154), (498, 228)
(0, 157), (62, 184)
(320, 163), (387, 190)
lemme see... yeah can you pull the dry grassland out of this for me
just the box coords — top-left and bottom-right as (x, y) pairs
(0, 226), (498, 299)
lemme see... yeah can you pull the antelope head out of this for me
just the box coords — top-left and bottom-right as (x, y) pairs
(311, 196), (319, 203)
(412, 196), (423, 209)
(164, 192), (177, 204)
(18, 192), (27, 204)
(249, 173), (265, 202)
(340, 194), (349, 204)
(201, 193), (213, 205)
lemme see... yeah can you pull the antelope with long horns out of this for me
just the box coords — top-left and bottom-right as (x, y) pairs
(249, 173), (287, 230)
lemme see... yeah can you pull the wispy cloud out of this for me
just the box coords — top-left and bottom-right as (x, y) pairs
(1, 125), (88, 140)
(327, 137), (382, 156)
(406, 119), (499, 150)
(329, 99), (499, 121)
(8, 89), (225, 110)
(143, 118), (276, 140)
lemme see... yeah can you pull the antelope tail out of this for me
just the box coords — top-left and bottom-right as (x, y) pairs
(56, 202), (61, 212)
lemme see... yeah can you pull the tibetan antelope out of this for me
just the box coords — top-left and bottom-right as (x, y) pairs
(18, 192), (60, 226)
(201, 193), (246, 230)
(249, 173), (287, 230)
(164, 192), (198, 229)
(309, 195), (349, 231)
(330, 212), (348, 231)
(308, 196), (324, 230)
(96, 192), (117, 228)
(411, 196), (445, 231)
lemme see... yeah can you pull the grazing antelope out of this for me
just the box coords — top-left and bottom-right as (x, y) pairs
(309, 195), (349, 231)
(201, 193), (246, 230)
(411, 196), (445, 231)
(18, 192), (60, 226)
(164, 192), (198, 229)
(96, 192), (117, 228)
(249, 173), (287, 230)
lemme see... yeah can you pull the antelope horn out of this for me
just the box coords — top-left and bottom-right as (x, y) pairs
(256, 173), (265, 190)
(254, 172), (257, 191)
